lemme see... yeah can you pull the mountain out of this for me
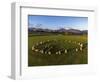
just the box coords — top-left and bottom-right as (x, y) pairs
(66, 29), (82, 35)
(28, 27), (87, 35)
(57, 28), (67, 32)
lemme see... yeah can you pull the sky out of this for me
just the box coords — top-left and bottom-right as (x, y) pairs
(28, 15), (88, 30)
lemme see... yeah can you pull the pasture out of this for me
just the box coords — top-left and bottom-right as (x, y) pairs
(28, 35), (88, 66)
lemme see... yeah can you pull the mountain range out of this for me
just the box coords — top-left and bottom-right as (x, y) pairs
(28, 27), (87, 35)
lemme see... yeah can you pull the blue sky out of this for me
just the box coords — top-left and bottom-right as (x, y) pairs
(28, 15), (88, 30)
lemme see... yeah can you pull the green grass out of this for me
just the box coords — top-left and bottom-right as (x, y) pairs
(28, 35), (88, 66)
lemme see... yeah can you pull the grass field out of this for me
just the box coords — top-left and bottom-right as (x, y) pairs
(28, 35), (88, 66)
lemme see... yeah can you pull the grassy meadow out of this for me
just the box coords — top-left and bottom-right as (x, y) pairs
(28, 34), (88, 66)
